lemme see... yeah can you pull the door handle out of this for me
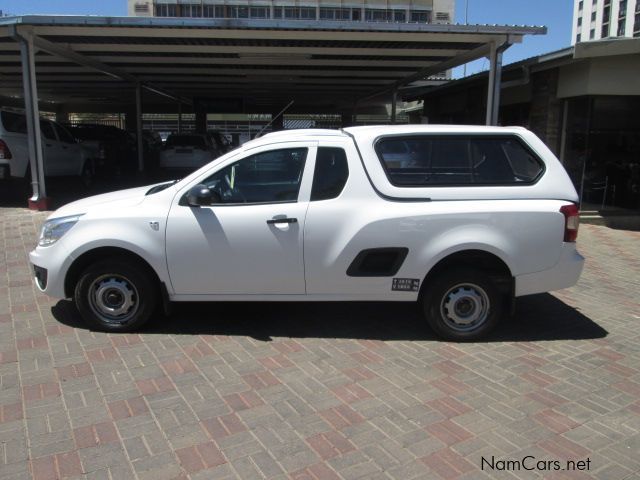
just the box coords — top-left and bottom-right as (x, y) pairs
(267, 217), (297, 225)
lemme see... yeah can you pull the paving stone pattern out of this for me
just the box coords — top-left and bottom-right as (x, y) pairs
(1, 206), (639, 479)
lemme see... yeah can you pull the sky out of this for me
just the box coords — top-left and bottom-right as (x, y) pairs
(1, 0), (574, 77)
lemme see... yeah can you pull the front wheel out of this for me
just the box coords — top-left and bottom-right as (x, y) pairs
(422, 267), (503, 341)
(74, 259), (158, 332)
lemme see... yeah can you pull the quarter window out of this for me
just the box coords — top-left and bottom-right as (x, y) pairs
(375, 136), (544, 186)
(202, 148), (307, 204)
(311, 147), (349, 201)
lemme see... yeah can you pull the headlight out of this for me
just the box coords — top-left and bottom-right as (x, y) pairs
(38, 214), (83, 247)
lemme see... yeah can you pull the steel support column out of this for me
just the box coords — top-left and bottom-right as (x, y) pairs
(391, 90), (397, 124)
(11, 26), (48, 208)
(485, 42), (507, 126)
(135, 82), (144, 172)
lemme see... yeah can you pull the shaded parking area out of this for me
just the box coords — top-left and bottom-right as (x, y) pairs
(1, 205), (640, 479)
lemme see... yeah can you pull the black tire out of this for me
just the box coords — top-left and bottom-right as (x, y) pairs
(74, 259), (158, 332)
(422, 267), (503, 341)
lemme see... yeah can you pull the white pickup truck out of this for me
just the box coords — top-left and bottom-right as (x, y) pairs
(0, 108), (93, 184)
(29, 125), (584, 340)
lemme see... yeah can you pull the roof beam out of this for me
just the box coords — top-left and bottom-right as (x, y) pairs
(32, 25), (513, 45)
(359, 41), (495, 102)
(57, 44), (469, 58)
(14, 26), (191, 105)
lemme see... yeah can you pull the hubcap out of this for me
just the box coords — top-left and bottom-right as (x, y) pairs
(440, 283), (490, 332)
(88, 275), (138, 325)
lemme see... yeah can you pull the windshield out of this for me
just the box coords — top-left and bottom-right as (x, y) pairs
(166, 135), (207, 149)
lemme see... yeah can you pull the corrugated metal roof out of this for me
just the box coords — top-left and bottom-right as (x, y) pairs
(0, 15), (546, 112)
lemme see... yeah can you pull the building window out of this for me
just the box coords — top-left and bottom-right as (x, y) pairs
(591, 11), (597, 21)
(410, 10), (430, 23)
(320, 8), (351, 20)
(352, 9), (361, 20)
(603, 5), (611, 21)
(578, 16), (582, 26)
(635, 12), (640, 34)
(283, 7), (316, 20)
(576, 33), (582, 42)
(579, 0), (583, 10)
(273, 7), (282, 18)
(618, 18), (626, 35)
(619, 0), (627, 17)
(590, 28), (595, 38)
(250, 7), (268, 18)
(393, 10), (406, 22)
(229, 6), (249, 18)
(155, 4), (177, 17)
(365, 9), (391, 21)
(602, 24), (609, 36)
(180, 4), (202, 17)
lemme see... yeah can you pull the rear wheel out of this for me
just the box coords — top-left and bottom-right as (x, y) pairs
(422, 267), (503, 341)
(74, 259), (158, 332)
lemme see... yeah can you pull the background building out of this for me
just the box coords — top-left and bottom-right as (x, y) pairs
(128, 0), (455, 24)
(413, 38), (640, 213)
(572, 0), (640, 43)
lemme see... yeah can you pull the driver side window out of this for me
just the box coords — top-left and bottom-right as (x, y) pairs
(203, 148), (308, 204)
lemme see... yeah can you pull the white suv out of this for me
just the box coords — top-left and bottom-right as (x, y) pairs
(0, 108), (93, 184)
(29, 125), (584, 341)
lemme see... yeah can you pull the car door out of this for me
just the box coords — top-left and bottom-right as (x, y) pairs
(53, 123), (84, 175)
(165, 142), (316, 296)
(39, 120), (62, 175)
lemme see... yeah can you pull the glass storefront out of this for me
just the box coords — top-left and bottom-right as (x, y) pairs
(563, 96), (640, 210)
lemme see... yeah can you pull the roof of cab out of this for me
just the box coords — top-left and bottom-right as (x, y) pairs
(343, 125), (528, 135)
(241, 124), (529, 150)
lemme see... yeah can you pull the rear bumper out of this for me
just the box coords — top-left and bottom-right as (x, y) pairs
(515, 243), (585, 297)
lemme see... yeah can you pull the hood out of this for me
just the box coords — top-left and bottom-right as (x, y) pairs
(49, 184), (159, 219)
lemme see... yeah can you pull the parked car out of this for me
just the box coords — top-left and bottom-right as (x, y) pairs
(159, 133), (217, 170)
(0, 108), (94, 185)
(65, 124), (137, 176)
(29, 125), (584, 340)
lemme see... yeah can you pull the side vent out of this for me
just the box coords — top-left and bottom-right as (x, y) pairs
(347, 248), (409, 277)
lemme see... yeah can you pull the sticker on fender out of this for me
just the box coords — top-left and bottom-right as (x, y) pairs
(392, 278), (420, 292)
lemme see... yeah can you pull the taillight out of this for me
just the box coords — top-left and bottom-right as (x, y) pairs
(560, 204), (580, 242)
(0, 139), (12, 159)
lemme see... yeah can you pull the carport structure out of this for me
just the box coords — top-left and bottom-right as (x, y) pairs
(0, 15), (545, 209)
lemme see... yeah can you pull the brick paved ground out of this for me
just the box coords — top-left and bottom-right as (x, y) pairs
(1, 205), (639, 480)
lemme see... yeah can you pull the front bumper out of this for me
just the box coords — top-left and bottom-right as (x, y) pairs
(515, 243), (585, 297)
(29, 245), (73, 299)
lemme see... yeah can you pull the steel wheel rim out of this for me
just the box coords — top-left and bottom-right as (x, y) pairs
(439, 282), (490, 332)
(88, 274), (139, 325)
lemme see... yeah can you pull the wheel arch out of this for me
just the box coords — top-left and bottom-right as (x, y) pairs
(64, 246), (161, 298)
(419, 249), (514, 301)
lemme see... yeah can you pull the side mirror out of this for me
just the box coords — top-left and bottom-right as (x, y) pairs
(186, 184), (220, 207)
